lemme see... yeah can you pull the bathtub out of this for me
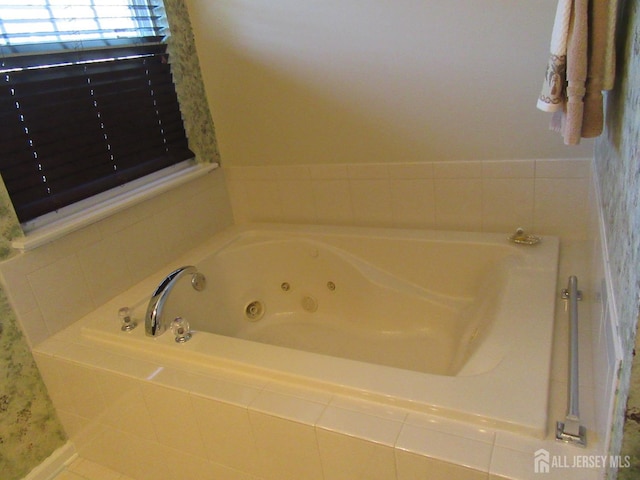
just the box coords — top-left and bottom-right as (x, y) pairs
(79, 223), (559, 437)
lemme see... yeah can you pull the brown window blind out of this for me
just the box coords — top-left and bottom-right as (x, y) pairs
(0, 2), (194, 224)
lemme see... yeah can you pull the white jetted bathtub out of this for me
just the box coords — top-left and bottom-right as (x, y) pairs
(80, 223), (559, 437)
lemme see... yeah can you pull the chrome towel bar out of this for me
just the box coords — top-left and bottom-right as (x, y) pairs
(556, 275), (587, 447)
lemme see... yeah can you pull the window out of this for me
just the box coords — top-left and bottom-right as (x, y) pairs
(0, 1), (194, 226)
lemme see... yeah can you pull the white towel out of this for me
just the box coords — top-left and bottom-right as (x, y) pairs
(562, 0), (588, 145)
(537, 0), (572, 112)
(537, 0), (619, 145)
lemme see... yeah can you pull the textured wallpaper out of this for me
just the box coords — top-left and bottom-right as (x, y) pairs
(163, 0), (221, 166)
(0, 182), (66, 478)
(0, 289), (66, 479)
(0, 0), (218, 478)
(594, 0), (640, 477)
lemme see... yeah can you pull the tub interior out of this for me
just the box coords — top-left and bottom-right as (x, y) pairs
(153, 231), (521, 376)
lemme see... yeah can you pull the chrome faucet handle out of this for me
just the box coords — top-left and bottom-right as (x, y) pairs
(119, 306), (137, 331)
(171, 317), (192, 343)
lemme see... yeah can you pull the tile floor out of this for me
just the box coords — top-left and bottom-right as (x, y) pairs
(53, 458), (137, 480)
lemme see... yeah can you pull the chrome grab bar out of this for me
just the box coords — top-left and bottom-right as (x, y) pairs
(556, 275), (587, 447)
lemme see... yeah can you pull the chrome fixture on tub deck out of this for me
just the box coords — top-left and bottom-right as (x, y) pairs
(119, 306), (137, 331)
(145, 265), (206, 337)
(508, 227), (541, 245)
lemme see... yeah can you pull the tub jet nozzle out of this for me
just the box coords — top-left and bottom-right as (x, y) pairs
(245, 300), (265, 321)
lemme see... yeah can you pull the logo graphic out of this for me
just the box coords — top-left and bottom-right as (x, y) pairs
(531, 449), (631, 473)
(534, 449), (550, 473)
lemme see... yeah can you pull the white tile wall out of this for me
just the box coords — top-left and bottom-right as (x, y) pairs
(34, 325), (608, 480)
(225, 158), (592, 241)
(0, 169), (233, 347)
(17, 155), (621, 480)
(250, 411), (325, 480)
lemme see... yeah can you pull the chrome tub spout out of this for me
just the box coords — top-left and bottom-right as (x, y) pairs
(145, 265), (206, 337)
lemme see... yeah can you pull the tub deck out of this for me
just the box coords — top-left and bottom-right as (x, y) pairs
(64, 223), (561, 437)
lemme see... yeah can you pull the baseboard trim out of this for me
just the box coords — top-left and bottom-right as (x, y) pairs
(22, 442), (77, 480)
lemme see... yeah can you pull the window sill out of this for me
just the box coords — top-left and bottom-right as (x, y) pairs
(12, 162), (219, 252)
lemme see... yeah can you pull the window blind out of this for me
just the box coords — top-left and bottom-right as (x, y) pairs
(0, 0), (167, 54)
(0, 1), (194, 224)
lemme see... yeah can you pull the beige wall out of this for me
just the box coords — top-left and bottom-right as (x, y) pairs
(186, 0), (593, 167)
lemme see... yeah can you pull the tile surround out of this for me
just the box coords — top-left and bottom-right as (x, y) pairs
(32, 213), (613, 480)
(226, 158), (592, 241)
(5, 154), (622, 480)
(317, 429), (398, 480)
(0, 169), (233, 348)
(32, 287), (609, 480)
